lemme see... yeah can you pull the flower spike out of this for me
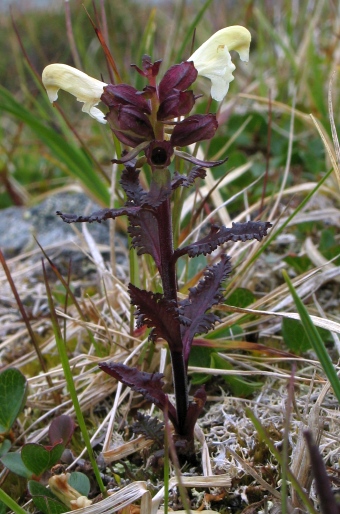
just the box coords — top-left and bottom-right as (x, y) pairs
(188, 26), (251, 102)
(42, 64), (107, 123)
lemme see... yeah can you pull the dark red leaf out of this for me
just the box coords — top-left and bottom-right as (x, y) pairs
(49, 415), (76, 447)
(174, 221), (272, 259)
(120, 166), (147, 205)
(183, 386), (206, 439)
(171, 167), (206, 190)
(158, 62), (197, 103)
(99, 362), (178, 428)
(129, 284), (183, 352)
(111, 141), (150, 164)
(174, 150), (228, 168)
(170, 114), (218, 147)
(56, 206), (141, 224)
(128, 210), (161, 269)
(180, 255), (232, 364)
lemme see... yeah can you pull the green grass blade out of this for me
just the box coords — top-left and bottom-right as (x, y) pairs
(282, 270), (340, 403)
(0, 489), (28, 514)
(42, 261), (107, 497)
(0, 86), (110, 205)
(175, 0), (214, 61)
(254, 7), (298, 73)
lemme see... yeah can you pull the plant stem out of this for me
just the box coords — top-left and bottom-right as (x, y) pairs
(157, 198), (188, 435)
(157, 199), (177, 299)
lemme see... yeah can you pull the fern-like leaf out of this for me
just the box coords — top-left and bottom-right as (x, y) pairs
(129, 284), (182, 352)
(128, 210), (161, 269)
(180, 254), (232, 364)
(56, 206), (141, 224)
(174, 221), (272, 259)
(120, 166), (146, 205)
(99, 362), (178, 429)
(171, 166), (206, 190)
(132, 412), (164, 446)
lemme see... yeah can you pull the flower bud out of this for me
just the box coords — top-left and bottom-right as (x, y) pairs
(158, 61), (197, 103)
(131, 55), (162, 78)
(157, 90), (195, 121)
(170, 114), (218, 147)
(105, 104), (155, 147)
(101, 84), (151, 114)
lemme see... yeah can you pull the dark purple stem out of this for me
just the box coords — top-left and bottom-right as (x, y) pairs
(156, 198), (188, 435)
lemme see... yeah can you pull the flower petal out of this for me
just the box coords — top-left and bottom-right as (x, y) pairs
(42, 64), (107, 123)
(188, 26), (251, 102)
(144, 140), (174, 168)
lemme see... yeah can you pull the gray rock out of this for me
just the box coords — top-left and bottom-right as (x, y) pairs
(0, 206), (31, 256)
(0, 192), (127, 277)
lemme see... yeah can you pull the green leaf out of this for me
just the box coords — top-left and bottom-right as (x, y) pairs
(0, 500), (6, 514)
(68, 472), (91, 497)
(320, 228), (336, 252)
(283, 270), (340, 404)
(21, 443), (64, 477)
(211, 354), (263, 397)
(283, 255), (312, 274)
(28, 481), (68, 514)
(0, 439), (11, 458)
(282, 317), (311, 353)
(0, 368), (27, 434)
(0, 452), (32, 478)
(282, 317), (332, 354)
(226, 288), (256, 308)
(188, 346), (212, 385)
(205, 323), (244, 340)
(189, 345), (263, 395)
(319, 228), (340, 265)
(175, 0), (214, 61)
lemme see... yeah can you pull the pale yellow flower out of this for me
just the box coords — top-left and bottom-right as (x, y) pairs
(42, 64), (107, 123)
(188, 26), (251, 102)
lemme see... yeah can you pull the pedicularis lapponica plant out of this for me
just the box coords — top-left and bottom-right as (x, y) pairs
(42, 26), (271, 451)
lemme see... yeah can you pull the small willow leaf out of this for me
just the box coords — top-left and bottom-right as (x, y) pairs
(0, 368), (27, 434)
